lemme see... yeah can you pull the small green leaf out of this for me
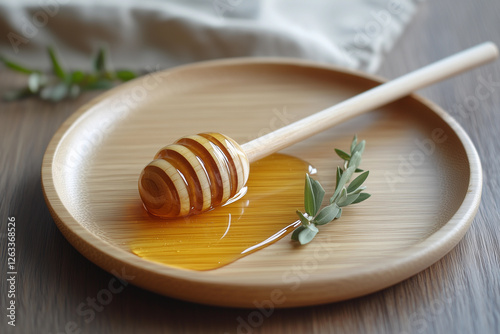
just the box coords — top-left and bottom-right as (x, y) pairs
(47, 46), (66, 79)
(335, 167), (343, 190)
(298, 225), (318, 245)
(314, 204), (340, 225)
(291, 225), (306, 241)
(41, 82), (68, 102)
(0, 56), (36, 74)
(352, 193), (371, 204)
(349, 185), (366, 195)
(338, 193), (361, 207)
(352, 140), (366, 156)
(115, 69), (137, 81)
(70, 71), (85, 84)
(336, 207), (342, 219)
(28, 72), (43, 93)
(94, 48), (106, 73)
(304, 174), (316, 216)
(337, 187), (347, 204)
(348, 151), (362, 170)
(335, 148), (351, 161)
(296, 210), (310, 227)
(331, 166), (355, 203)
(52, 83), (69, 101)
(355, 168), (364, 173)
(350, 135), (358, 153)
(347, 171), (369, 193)
(310, 177), (325, 215)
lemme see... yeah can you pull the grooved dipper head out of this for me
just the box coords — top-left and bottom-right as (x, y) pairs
(139, 133), (250, 218)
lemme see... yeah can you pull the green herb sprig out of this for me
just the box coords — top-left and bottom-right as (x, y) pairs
(292, 135), (371, 245)
(0, 46), (137, 102)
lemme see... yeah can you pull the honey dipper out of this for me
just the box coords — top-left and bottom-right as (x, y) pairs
(139, 42), (498, 218)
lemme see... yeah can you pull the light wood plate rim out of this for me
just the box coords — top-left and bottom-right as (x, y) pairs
(41, 57), (482, 307)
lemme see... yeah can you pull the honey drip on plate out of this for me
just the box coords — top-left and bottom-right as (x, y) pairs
(131, 153), (313, 271)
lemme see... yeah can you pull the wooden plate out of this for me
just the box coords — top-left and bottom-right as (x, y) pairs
(42, 58), (481, 308)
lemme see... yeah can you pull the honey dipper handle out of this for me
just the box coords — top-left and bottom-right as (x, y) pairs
(242, 42), (499, 162)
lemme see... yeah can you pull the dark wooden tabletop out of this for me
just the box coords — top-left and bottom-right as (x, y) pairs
(1, 1), (499, 333)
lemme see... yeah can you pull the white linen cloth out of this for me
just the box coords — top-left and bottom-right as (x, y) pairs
(0, 0), (423, 73)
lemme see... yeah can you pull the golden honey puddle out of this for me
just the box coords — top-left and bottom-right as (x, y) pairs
(130, 154), (312, 270)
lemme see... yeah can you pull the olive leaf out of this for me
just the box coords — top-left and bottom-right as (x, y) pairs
(350, 135), (358, 153)
(93, 48), (106, 74)
(335, 148), (351, 161)
(1, 46), (138, 102)
(352, 192), (371, 204)
(298, 225), (318, 245)
(331, 166), (355, 203)
(314, 204), (340, 225)
(304, 174), (316, 216)
(0, 56), (36, 74)
(48, 46), (66, 79)
(291, 225), (307, 241)
(348, 151), (362, 170)
(347, 171), (369, 193)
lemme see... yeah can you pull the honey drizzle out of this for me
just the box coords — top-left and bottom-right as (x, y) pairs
(131, 153), (312, 271)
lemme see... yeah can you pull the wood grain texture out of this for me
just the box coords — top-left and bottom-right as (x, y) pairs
(1, 0), (499, 333)
(40, 58), (481, 308)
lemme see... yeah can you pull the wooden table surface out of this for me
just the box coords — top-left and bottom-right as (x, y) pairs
(1, 1), (499, 333)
